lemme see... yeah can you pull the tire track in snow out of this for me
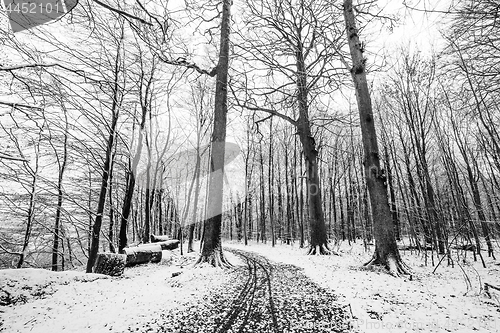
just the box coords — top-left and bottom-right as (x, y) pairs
(155, 248), (351, 333)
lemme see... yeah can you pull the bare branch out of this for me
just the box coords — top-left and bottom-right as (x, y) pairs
(158, 56), (218, 76)
(230, 84), (297, 126)
(0, 100), (43, 111)
(0, 152), (28, 162)
(134, 0), (167, 35)
(93, 0), (153, 26)
(0, 243), (22, 256)
(0, 62), (101, 83)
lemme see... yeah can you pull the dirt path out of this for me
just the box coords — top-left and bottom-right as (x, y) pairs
(157, 248), (351, 333)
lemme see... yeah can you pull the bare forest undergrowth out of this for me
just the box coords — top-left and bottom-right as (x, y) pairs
(0, 240), (499, 333)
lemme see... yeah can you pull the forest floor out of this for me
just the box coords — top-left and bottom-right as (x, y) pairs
(1, 240), (499, 332)
(228, 240), (500, 333)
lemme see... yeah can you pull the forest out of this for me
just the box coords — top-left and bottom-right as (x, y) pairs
(0, 0), (499, 332)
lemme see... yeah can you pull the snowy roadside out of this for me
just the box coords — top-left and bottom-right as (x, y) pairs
(226, 241), (500, 333)
(0, 249), (243, 333)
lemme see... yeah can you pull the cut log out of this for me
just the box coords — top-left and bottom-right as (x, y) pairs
(150, 234), (171, 243)
(123, 245), (162, 266)
(139, 239), (180, 250)
(94, 253), (127, 276)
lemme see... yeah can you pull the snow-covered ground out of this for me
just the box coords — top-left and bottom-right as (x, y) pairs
(227, 241), (500, 333)
(0, 250), (243, 333)
(1, 241), (499, 333)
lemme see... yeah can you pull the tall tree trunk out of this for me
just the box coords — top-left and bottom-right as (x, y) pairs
(196, 0), (232, 267)
(295, 41), (330, 255)
(108, 156), (116, 253)
(331, 174), (338, 241)
(343, 0), (408, 275)
(384, 144), (400, 241)
(468, 160), (495, 258)
(86, 37), (122, 272)
(187, 107), (206, 251)
(52, 109), (68, 271)
(144, 160), (152, 244)
(258, 140), (266, 243)
(268, 117), (275, 247)
(18, 152), (39, 268)
(158, 189), (164, 235)
(298, 152), (305, 248)
(118, 36), (155, 252)
(285, 146), (292, 244)
(86, 110), (119, 273)
(346, 166), (354, 244)
(119, 169), (135, 251)
(243, 133), (252, 246)
(276, 149), (284, 243)
(339, 181), (346, 241)
(188, 151), (202, 252)
(483, 176), (500, 238)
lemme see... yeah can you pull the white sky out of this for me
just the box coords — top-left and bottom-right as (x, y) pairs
(374, 0), (452, 59)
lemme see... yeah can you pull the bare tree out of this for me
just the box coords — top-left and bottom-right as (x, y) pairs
(196, 0), (233, 267)
(48, 86), (70, 270)
(86, 19), (128, 273)
(343, 0), (408, 275)
(234, 0), (345, 254)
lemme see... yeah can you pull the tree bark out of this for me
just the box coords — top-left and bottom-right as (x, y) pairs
(124, 245), (162, 266)
(196, 0), (232, 267)
(258, 140), (266, 243)
(384, 144), (400, 241)
(94, 253), (126, 276)
(343, 0), (408, 275)
(295, 40), (330, 255)
(108, 155), (116, 253)
(86, 117), (118, 273)
(140, 239), (179, 250)
(268, 117), (275, 247)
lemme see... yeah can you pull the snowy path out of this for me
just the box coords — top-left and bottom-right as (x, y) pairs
(159, 248), (351, 333)
(3, 243), (498, 332)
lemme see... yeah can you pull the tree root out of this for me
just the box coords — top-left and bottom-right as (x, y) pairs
(307, 244), (339, 256)
(195, 249), (233, 268)
(364, 254), (411, 278)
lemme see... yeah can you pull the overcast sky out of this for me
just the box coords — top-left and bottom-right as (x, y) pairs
(376, 0), (452, 57)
